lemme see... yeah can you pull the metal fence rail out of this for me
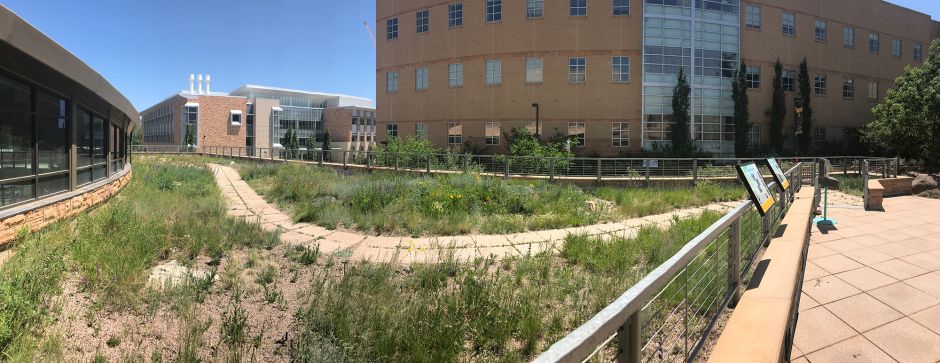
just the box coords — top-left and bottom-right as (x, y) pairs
(133, 145), (853, 185)
(862, 158), (900, 209)
(533, 163), (808, 363)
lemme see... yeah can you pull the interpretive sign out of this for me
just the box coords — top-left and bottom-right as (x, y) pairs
(765, 158), (790, 191)
(736, 162), (776, 216)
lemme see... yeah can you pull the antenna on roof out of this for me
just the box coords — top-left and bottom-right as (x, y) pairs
(206, 74), (211, 94)
(189, 74), (195, 94)
(364, 21), (376, 48)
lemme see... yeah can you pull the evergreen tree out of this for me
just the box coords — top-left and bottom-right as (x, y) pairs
(671, 68), (694, 155)
(770, 59), (786, 153)
(321, 131), (332, 162)
(305, 134), (316, 161)
(184, 125), (195, 147)
(284, 127), (299, 159)
(797, 57), (813, 155)
(732, 61), (752, 157)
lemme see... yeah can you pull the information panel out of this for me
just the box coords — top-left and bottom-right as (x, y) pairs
(765, 158), (791, 191)
(736, 162), (776, 216)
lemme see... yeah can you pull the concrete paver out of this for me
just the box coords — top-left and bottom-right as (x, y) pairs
(793, 194), (940, 362)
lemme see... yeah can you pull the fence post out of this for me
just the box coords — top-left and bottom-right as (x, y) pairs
(728, 218), (742, 308)
(319, 150), (324, 166)
(843, 156), (848, 176)
(692, 159), (699, 187)
(504, 157), (510, 179)
(596, 159), (602, 183)
(616, 311), (642, 363)
(862, 160), (870, 210)
(762, 209), (772, 247)
(645, 160), (651, 187)
(463, 154), (470, 173)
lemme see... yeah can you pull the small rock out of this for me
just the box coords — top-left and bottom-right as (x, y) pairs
(912, 174), (939, 195)
(147, 260), (215, 290)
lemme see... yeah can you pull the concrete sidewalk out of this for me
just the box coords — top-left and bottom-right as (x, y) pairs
(209, 163), (740, 264)
(793, 195), (940, 362)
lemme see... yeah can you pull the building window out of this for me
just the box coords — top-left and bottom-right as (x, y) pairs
(746, 66), (761, 89)
(915, 43), (924, 61)
(842, 79), (854, 98)
(448, 122), (462, 144)
(749, 125), (760, 149)
(526, 0), (544, 18)
(613, 0), (630, 16)
(416, 123), (428, 139)
(781, 12), (795, 36)
(386, 18), (398, 40)
(612, 122), (629, 147)
(183, 105), (199, 145)
(387, 71), (399, 92)
(568, 122), (585, 147)
(386, 123), (398, 138)
(415, 67), (429, 90)
(570, 0), (587, 16)
(416, 10), (429, 34)
(448, 3), (463, 27)
(782, 69), (796, 92)
(569, 57), (587, 83)
(230, 110), (242, 125)
(814, 75), (827, 96)
(813, 127), (826, 147)
(843, 27), (855, 48)
(485, 122), (500, 145)
(868, 82), (878, 101)
(486, 0), (502, 22)
(892, 39), (902, 58)
(525, 121), (542, 135)
(814, 20), (827, 42)
(485, 60), (502, 85)
(869, 32), (879, 54)
(612, 56), (630, 82)
(526, 58), (543, 84)
(745, 5), (760, 30)
(448, 63), (463, 87)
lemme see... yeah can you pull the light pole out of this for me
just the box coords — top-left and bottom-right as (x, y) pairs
(531, 103), (540, 140)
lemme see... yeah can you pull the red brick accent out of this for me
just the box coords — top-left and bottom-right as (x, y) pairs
(0, 170), (132, 248)
(197, 96), (247, 148)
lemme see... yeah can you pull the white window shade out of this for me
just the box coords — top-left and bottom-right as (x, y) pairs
(184, 102), (199, 107)
(271, 106), (283, 112)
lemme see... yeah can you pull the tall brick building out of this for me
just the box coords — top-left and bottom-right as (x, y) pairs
(140, 77), (376, 155)
(376, 0), (940, 156)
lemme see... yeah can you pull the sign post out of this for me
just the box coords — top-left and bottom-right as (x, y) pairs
(736, 162), (776, 216)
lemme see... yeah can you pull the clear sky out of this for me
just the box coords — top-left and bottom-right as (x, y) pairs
(2, 1), (938, 112)
(1, 0), (377, 110)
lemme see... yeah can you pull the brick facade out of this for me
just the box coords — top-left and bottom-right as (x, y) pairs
(0, 169), (132, 248)
(197, 96), (247, 147)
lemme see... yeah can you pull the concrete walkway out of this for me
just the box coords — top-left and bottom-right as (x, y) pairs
(793, 195), (940, 362)
(210, 163), (740, 264)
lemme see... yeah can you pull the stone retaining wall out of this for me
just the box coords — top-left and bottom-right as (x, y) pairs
(0, 169), (132, 248)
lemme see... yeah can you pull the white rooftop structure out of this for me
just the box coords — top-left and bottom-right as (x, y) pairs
(229, 84), (374, 109)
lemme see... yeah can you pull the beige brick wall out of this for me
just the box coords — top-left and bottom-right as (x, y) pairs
(0, 170), (132, 248)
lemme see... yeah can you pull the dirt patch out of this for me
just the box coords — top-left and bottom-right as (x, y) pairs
(44, 243), (346, 362)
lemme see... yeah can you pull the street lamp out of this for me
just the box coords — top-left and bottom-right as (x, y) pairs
(531, 103), (540, 139)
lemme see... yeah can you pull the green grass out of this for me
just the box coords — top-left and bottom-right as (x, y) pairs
(291, 211), (724, 362)
(0, 156), (278, 359)
(237, 162), (745, 236)
(833, 175), (865, 197)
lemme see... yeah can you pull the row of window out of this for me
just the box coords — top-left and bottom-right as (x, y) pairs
(745, 5), (924, 62)
(384, 121), (631, 148)
(388, 0), (631, 39)
(743, 66), (880, 100)
(386, 56), (630, 92)
(141, 105), (174, 143)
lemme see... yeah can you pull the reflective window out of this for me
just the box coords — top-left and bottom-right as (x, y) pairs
(386, 18), (398, 40)
(613, 0), (630, 16)
(814, 75), (827, 96)
(569, 57), (587, 83)
(869, 32), (879, 54)
(568, 122), (586, 147)
(449, 63), (463, 87)
(416, 123), (428, 139)
(915, 43), (923, 61)
(526, 58), (543, 83)
(746, 66), (760, 89)
(782, 12), (795, 36)
(868, 82), (878, 100)
(485, 60), (502, 85)
(782, 70), (796, 92)
(484, 122), (500, 145)
(527, 0), (544, 18)
(612, 122), (629, 147)
(448, 3), (463, 27)
(183, 106), (198, 145)
(0, 74), (34, 206)
(570, 0), (587, 16)
(842, 79), (854, 98)
(448, 122), (462, 144)
(387, 71), (399, 92)
(386, 123), (398, 138)
(892, 39), (902, 58)
(745, 5), (760, 29)
(612, 56), (630, 82)
(36, 91), (69, 175)
(486, 0), (502, 22)
(416, 9), (429, 34)
(415, 67), (429, 90)
(843, 27), (855, 48)
(815, 20), (827, 42)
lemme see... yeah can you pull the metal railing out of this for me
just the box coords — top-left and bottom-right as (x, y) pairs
(533, 162), (809, 363)
(132, 145), (836, 185)
(862, 158), (900, 209)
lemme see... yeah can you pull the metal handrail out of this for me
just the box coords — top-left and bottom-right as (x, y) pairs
(533, 163), (806, 363)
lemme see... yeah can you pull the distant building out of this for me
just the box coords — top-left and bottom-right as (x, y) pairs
(376, 0), (940, 156)
(140, 77), (376, 156)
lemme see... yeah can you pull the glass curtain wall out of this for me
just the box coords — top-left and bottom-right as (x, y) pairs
(251, 93), (327, 148)
(245, 103), (255, 156)
(642, 0), (740, 156)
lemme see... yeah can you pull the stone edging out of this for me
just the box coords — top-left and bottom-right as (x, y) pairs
(210, 163), (740, 264)
(0, 167), (133, 249)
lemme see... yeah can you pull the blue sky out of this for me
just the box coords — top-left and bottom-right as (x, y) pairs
(1, 0), (377, 110)
(2, 1), (938, 111)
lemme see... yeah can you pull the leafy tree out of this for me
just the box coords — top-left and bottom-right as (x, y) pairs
(797, 57), (813, 155)
(770, 60), (786, 154)
(320, 131), (332, 162)
(732, 61), (752, 157)
(867, 39), (940, 170)
(503, 127), (573, 159)
(671, 68), (694, 155)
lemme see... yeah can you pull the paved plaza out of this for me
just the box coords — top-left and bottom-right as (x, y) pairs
(793, 194), (940, 362)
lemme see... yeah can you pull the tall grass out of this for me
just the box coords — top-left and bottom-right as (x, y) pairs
(593, 182), (744, 218)
(833, 175), (864, 197)
(291, 212), (723, 362)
